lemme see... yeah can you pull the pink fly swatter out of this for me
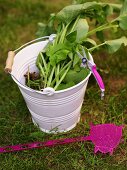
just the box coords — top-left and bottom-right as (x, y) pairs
(0, 123), (124, 155)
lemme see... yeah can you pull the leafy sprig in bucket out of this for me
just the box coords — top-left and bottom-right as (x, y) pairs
(25, 0), (127, 91)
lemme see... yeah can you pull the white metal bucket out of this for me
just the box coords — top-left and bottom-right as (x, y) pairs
(11, 40), (93, 133)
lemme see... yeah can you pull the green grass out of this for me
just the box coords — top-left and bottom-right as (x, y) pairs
(0, 0), (127, 169)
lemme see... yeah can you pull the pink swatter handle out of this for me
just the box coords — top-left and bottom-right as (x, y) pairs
(0, 136), (90, 153)
(91, 65), (105, 99)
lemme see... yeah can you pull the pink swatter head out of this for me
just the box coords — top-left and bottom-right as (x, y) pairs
(87, 123), (124, 155)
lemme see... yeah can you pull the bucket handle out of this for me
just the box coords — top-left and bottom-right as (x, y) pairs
(5, 51), (15, 73)
(4, 35), (57, 73)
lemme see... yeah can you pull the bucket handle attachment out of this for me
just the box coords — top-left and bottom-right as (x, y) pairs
(41, 87), (55, 96)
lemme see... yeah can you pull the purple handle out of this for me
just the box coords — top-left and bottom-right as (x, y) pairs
(91, 65), (105, 91)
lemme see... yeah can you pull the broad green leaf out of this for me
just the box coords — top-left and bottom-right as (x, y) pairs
(64, 68), (90, 84)
(46, 43), (72, 57)
(56, 49), (70, 63)
(105, 36), (127, 53)
(68, 52), (73, 60)
(74, 64), (81, 72)
(36, 23), (48, 37)
(119, 15), (127, 30)
(56, 2), (121, 24)
(115, 0), (127, 30)
(74, 19), (89, 41)
(56, 2), (100, 23)
(100, 3), (121, 12)
(56, 81), (75, 90)
(50, 49), (70, 66)
(46, 42), (74, 65)
(103, 4), (113, 16)
(36, 23), (54, 37)
(120, 0), (127, 15)
(66, 31), (77, 42)
(36, 13), (56, 37)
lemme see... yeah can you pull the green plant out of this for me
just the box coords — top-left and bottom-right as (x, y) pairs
(26, 0), (127, 91)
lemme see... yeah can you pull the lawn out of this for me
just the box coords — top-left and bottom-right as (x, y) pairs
(0, 0), (127, 169)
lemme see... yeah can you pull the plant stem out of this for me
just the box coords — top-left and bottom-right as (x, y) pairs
(54, 32), (60, 45)
(88, 42), (106, 52)
(40, 52), (47, 71)
(54, 64), (71, 90)
(70, 15), (80, 33)
(83, 47), (90, 60)
(44, 63), (50, 86)
(59, 23), (70, 43)
(56, 64), (60, 84)
(59, 61), (72, 75)
(47, 66), (55, 87)
(61, 61), (66, 69)
(51, 61), (72, 87)
(38, 63), (45, 77)
(86, 23), (118, 37)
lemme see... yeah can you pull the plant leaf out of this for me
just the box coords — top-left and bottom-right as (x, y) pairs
(46, 42), (74, 65)
(56, 81), (75, 90)
(74, 64), (81, 72)
(56, 2), (121, 24)
(74, 19), (89, 42)
(103, 4), (113, 16)
(68, 52), (73, 60)
(118, 15), (127, 30)
(115, 0), (127, 30)
(49, 49), (69, 66)
(36, 23), (54, 37)
(36, 13), (56, 37)
(120, 0), (127, 15)
(66, 31), (77, 42)
(85, 38), (97, 46)
(73, 54), (80, 67)
(56, 2), (99, 23)
(105, 36), (127, 53)
(73, 0), (86, 4)
(64, 68), (90, 84)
